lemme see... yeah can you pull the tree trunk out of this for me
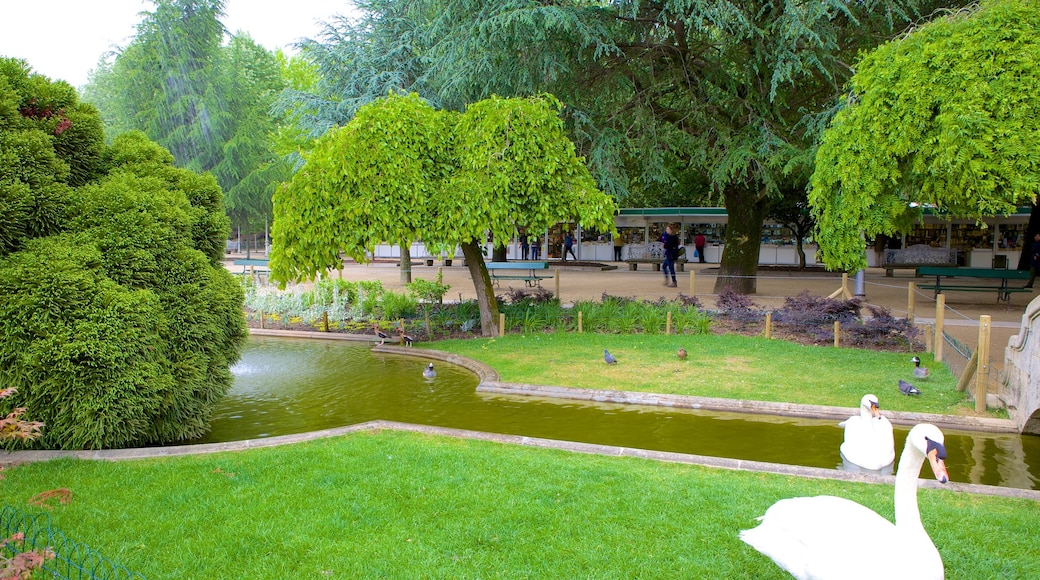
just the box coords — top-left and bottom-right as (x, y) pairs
(796, 238), (807, 270)
(492, 245), (507, 262)
(399, 242), (412, 284)
(462, 240), (500, 337)
(713, 186), (767, 294)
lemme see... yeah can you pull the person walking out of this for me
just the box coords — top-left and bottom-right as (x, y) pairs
(694, 231), (707, 263)
(563, 231), (577, 261)
(660, 225), (679, 287)
(1026, 232), (1040, 289)
(531, 236), (541, 260)
(613, 233), (624, 261)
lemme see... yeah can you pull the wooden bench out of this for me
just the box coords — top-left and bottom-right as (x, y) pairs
(915, 266), (1033, 303)
(485, 261), (551, 287)
(625, 258), (687, 272)
(625, 241), (687, 271)
(883, 245), (957, 276)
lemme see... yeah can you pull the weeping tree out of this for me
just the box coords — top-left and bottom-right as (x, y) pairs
(270, 92), (616, 336)
(810, 0), (1040, 272)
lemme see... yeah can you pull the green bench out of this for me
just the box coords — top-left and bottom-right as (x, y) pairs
(915, 266), (1033, 303)
(485, 261), (551, 287)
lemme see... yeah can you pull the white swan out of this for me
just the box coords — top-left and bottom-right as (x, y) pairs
(839, 394), (895, 472)
(740, 423), (949, 580)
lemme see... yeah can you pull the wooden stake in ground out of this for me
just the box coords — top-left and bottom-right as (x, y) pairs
(976, 314), (991, 412)
(934, 294), (945, 362)
(827, 273), (852, 300)
(688, 271), (696, 296)
(907, 282), (916, 323)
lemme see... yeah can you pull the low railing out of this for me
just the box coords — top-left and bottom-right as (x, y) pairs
(1, 505), (145, 579)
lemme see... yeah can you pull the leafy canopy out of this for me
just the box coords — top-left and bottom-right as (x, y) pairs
(271, 92), (616, 285)
(810, 0), (1040, 271)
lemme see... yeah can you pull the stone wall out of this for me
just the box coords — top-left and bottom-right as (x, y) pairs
(1004, 295), (1040, 434)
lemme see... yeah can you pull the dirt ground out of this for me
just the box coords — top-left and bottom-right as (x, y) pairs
(229, 256), (1037, 380)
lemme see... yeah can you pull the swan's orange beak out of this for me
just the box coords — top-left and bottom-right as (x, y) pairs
(870, 403), (881, 419)
(928, 448), (949, 483)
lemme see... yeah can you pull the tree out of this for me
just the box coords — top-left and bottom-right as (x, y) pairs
(270, 93), (616, 336)
(767, 184), (815, 270)
(415, 0), (950, 293)
(83, 0), (289, 236)
(810, 0), (1040, 272)
(0, 59), (246, 450)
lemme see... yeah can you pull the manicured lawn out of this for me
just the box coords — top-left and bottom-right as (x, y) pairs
(424, 332), (978, 415)
(3, 431), (1038, 579)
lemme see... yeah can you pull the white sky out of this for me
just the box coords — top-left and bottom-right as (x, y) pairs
(0, 0), (360, 88)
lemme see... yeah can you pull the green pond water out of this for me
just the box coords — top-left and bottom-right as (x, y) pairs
(193, 336), (1040, 490)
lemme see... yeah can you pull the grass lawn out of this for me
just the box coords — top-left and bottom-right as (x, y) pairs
(424, 332), (979, 415)
(3, 430), (1038, 579)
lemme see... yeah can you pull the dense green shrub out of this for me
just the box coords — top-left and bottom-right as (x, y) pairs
(0, 59), (246, 450)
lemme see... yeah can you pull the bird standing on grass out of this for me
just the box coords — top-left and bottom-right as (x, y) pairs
(603, 349), (617, 364)
(677, 347), (687, 360)
(423, 363), (436, 379)
(398, 326), (415, 347)
(912, 356), (930, 380)
(899, 379), (921, 396)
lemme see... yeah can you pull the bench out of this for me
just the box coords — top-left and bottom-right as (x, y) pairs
(233, 258), (270, 282)
(883, 245), (957, 276)
(485, 261), (551, 287)
(625, 242), (687, 271)
(915, 266), (1033, 303)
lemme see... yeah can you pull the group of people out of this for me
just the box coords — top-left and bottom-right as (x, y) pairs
(519, 235), (542, 261)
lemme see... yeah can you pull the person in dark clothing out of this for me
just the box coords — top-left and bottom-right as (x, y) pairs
(1026, 232), (1040, 289)
(660, 225), (679, 287)
(613, 233), (624, 261)
(520, 236), (530, 260)
(563, 231), (577, 261)
(694, 232), (707, 263)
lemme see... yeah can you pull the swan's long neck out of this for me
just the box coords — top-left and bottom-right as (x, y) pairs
(893, 440), (925, 531)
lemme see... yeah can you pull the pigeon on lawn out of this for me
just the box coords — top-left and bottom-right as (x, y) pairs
(677, 347), (687, 360)
(911, 356), (930, 380)
(604, 349), (618, 365)
(898, 379), (921, 396)
(423, 363), (436, 379)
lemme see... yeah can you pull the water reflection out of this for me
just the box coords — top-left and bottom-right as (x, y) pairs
(194, 336), (1040, 490)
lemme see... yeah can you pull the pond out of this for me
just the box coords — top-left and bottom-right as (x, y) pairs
(192, 336), (1040, 490)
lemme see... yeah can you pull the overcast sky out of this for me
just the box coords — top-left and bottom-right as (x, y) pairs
(0, 0), (360, 88)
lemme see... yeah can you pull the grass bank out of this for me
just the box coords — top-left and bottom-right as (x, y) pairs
(3, 430), (1038, 579)
(424, 332), (977, 415)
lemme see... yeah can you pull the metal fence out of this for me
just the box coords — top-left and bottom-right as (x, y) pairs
(1, 506), (145, 579)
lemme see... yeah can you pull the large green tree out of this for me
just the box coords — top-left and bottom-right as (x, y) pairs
(0, 59), (246, 450)
(413, 0), (951, 293)
(810, 0), (1040, 272)
(83, 0), (289, 235)
(271, 93), (616, 336)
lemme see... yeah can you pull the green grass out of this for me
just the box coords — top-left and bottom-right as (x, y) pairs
(424, 332), (978, 415)
(3, 431), (1038, 579)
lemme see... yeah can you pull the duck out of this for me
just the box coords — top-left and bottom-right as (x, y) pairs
(603, 349), (617, 364)
(911, 356), (930, 380)
(899, 379), (921, 396)
(372, 322), (390, 345)
(423, 363), (436, 379)
(838, 394), (895, 472)
(398, 326), (415, 347)
(740, 423), (949, 580)
(677, 347), (687, 360)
